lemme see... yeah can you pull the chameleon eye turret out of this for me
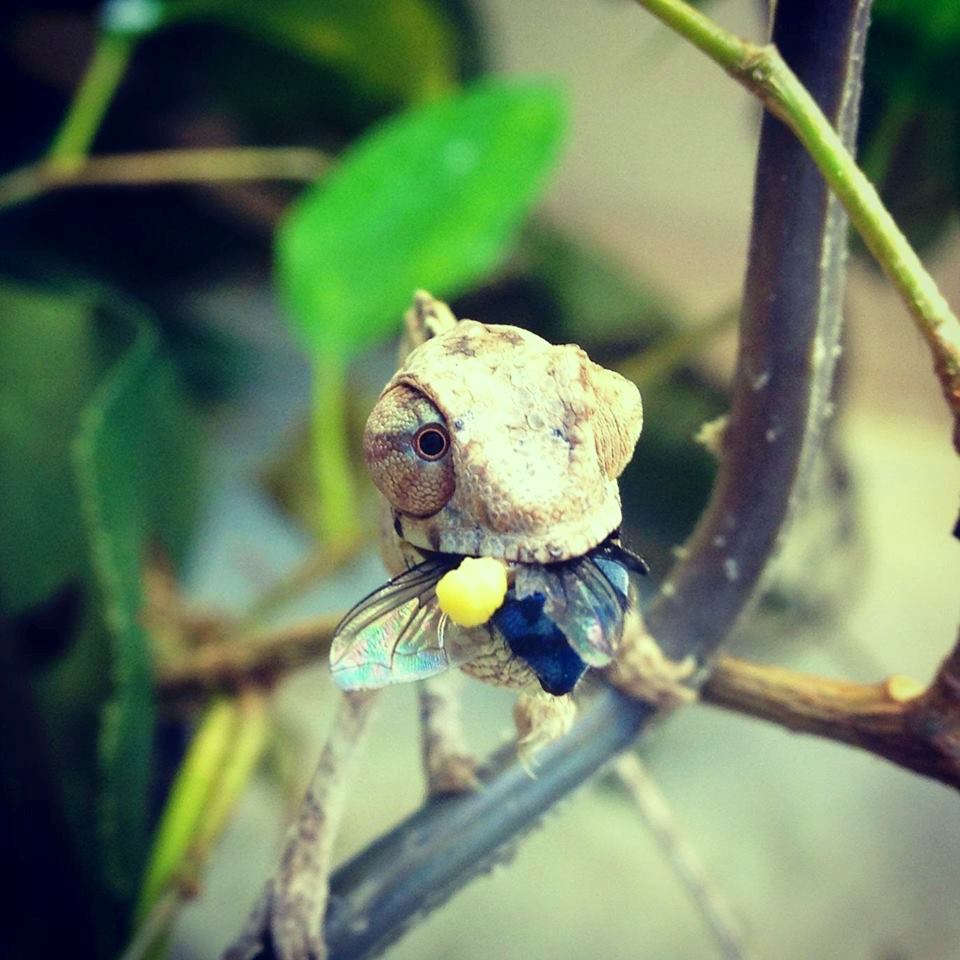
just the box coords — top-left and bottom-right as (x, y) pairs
(363, 384), (456, 517)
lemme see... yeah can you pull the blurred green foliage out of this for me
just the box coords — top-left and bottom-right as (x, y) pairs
(0, 286), (107, 614)
(155, 0), (460, 103)
(74, 302), (201, 900)
(276, 79), (566, 542)
(860, 0), (960, 254)
(0, 280), (199, 954)
(516, 223), (678, 347)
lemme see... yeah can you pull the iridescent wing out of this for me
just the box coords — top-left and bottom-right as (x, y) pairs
(329, 557), (478, 690)
(514, 549), (638, 668)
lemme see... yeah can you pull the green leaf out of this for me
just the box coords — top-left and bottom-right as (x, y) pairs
(0, 285), (107, 614)
(0, 278), (201, 945)
(276, 79), (568, 359)
(156, 0), (458, 103)
(74, 304), (200, 899)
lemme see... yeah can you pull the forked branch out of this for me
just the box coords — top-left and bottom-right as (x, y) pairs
(156, 617), (960, 793)
(632, 0), (960, 451)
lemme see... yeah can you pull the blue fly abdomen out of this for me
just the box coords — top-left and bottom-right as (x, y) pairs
(493, 592), (587, 696)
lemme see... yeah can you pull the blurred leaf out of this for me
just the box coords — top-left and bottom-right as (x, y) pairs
(0, 278), (201, 949)
(0, 285), (106, 615)
(157, 0), (458, 103)
(74, 302), (200, 899)
(873, 0), (960, 51)
(858, 0), (960, 257)
(277, 79), (568, 359)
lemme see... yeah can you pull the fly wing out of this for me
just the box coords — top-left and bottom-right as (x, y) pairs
(557, 555), (631, 667)
(515, 554), (632, 668)
(330, 558), (478, 690)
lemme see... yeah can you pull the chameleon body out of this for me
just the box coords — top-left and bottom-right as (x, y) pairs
(331, 292), (644, 696)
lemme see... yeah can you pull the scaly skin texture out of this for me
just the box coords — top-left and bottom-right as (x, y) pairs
(368, 292), (643, 566)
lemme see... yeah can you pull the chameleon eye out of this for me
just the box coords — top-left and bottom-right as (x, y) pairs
(413, 424), (449, 461)
(364, 385), (455, 517)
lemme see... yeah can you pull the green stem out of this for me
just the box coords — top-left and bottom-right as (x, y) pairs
(311, 353), (359, 545)
(632, 0), (960, 450)
(615, 302), (738, 391)
(125, 695), (270, 960)
(186, 693), (270, 861)
(48, 32), (136, 167)
(135, 698), (237, 924)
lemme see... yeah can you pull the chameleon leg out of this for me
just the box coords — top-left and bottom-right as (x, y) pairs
(513, 689), (577, 773)
(222, 690), (377, 960)
(419, 673), (479, 796)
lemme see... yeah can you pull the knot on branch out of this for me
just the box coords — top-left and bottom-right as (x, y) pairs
(606, 611), (697, 709)
(910, 646), (960, 769)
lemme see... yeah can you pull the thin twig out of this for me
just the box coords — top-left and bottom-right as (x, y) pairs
(224, 692), (378, 960)
(613, 753), (754, 960)
(122, 690), (269, 957)
(119, 890), (180, 960)
(47, 31), (136, 166)
(0, 146), (332, 212)
(156, 613), (341, 705)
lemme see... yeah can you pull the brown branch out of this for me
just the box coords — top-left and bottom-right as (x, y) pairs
(155, 613), (338, 705)
(158, 610), (960, 794)
(703, 640), (960, 790)
(0, 146), (331, 211)
(643, 0), (867, 665)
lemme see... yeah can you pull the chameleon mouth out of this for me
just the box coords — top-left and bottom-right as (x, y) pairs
(410, 530), (649, 573)
(418, 533), (649, 696)
(330, 534), (648, 696)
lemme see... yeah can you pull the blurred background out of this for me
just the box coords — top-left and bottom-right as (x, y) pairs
(2, 1), (959, 958)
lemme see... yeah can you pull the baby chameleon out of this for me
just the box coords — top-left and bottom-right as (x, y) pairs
(330, 292), (646, 709)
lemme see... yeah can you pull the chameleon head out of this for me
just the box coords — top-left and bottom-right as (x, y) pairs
(363, 318), (643, 564)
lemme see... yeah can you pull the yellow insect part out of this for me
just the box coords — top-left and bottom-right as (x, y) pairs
(435, 556), (509, 628)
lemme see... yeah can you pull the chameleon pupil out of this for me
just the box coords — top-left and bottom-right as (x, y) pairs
(414, 425), (448, 460)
